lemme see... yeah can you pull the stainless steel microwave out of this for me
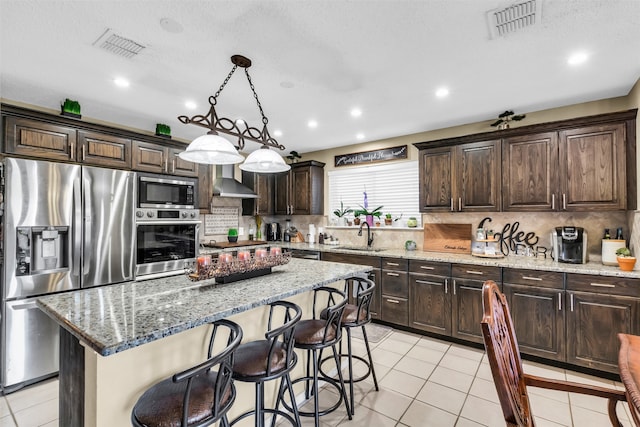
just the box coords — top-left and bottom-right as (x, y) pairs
(137, 173), (197, 209)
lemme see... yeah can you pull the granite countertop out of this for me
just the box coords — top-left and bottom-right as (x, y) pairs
(36, 258), (371, 357)
(201, 242), (640, 279)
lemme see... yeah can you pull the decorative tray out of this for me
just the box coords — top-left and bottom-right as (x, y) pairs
(186, 252), (291, 284)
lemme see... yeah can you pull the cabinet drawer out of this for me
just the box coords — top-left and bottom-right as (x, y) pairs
(321, 252), (381, 268)
(566, 274), (640, 297)
(381, 270), (408, 298)
(381, 296), (408, 326)
(503, 268), (564, 289)
(451, 264), (501, 282)
(409, 259), (450, 276)
(381, 257), (408, 271)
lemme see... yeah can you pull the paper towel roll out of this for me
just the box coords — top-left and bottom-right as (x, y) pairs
(602, 239), (626, 265)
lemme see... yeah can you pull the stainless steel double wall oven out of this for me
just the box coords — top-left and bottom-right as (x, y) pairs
(134, 173), (199, 280)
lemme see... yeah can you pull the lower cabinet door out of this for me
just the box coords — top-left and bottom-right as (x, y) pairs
(381, 295), (408, 326)
(409, 274), (451, 335)
(451, 279), (485, 343)
(504, 284), (565, 361)
(368, 269), (382, 320)
(567, 291), (639, 373)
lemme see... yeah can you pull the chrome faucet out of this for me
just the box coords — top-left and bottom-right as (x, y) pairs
(358, 221), (374, 248)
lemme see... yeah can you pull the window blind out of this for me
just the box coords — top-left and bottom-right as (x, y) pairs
(327, 161), (420, 224)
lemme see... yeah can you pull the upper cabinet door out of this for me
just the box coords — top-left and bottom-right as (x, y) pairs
(456, 140), (501, 212)
(502, 132), (559, 211)
(77, 131), (131, 169)
(4, 117), (77, 162)
(559, 123), (626, 211)
(419, 147), (455, 211)
(132, 140), (166, 174)
(167, 147), (198, 177)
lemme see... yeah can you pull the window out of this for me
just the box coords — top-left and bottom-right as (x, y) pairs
(327, 161), (420, 225)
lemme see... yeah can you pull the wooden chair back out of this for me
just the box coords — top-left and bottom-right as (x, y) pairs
(481, 280), (535, 426)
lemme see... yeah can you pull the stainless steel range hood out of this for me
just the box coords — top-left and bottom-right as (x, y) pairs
(212, 164), (258, 198)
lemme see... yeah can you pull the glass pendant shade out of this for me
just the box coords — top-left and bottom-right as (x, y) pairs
(178, 133), (244, 164)
(240, 147), (291, 173)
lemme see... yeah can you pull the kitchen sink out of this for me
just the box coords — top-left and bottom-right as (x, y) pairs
(335, 246), (386, 252)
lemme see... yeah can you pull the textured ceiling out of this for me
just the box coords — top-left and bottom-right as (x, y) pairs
(1, 0), (639, 155)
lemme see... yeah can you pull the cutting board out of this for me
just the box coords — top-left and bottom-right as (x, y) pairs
(203, 240), (268, 248)
(423, 223), (472, 254)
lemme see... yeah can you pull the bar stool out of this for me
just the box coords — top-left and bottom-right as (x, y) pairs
(131, 319), (243, 427)
(229, 300), (302, 427)
(321, 276), (379, 416)
(284, 286), (352, 427)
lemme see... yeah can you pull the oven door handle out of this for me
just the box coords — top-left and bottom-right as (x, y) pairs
(135, 220), (202, 226)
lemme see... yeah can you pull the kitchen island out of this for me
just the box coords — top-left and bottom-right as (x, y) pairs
(37, 257), (371, 427)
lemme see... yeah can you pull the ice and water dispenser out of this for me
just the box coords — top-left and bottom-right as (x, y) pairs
(15, 226), (69, 276)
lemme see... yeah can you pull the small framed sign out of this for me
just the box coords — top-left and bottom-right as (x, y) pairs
(334, 145), (407, 167)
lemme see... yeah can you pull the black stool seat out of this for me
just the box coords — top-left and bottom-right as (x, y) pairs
(230, 300), (301, 427)
(132, 372), (233, 427)
(131, 319), (243, 427)
(294, 319), (337, 346)
(233, 340), (287, 378)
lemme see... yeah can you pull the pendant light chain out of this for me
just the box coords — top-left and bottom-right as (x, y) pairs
(210, 64), (239, 105)
(244, 68), (269, 125)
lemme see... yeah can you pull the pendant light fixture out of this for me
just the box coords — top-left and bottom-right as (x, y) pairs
(178, 55), (290, 173)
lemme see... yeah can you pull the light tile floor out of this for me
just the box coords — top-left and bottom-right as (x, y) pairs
(0, 327), (634, 426)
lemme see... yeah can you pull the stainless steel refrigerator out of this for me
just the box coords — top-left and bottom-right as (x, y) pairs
(1, 157), (135, 390)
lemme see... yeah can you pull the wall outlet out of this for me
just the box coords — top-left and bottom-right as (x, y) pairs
(238, 227), (244, 236)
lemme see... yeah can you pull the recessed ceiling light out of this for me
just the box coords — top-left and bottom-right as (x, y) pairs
(160, 17), (183, 34)
(568, 51), (589, 66)
(351, 108), (362, 118)
(184, 101), (197, 110)
(235, 119), (245, 126)
(356, 133), (365, 140)
(435, 87), (449, 98)
(308, 120), (318, 129)
(113, 77), (130, 88)
(273, 129), (283, 137)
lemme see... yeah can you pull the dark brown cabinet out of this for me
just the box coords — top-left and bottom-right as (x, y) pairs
(502, 132), (558, 211)
(380, 257), (409, 326)
(418, 140), (501, 212)
(502, 269), (565, 361)
(320, 252), (381, 319)
(559, 124), (626, 211)
(132, 141), (198, 177)
(77, 131), (131, 169)
(451, 264), (501, 344)
(566, 274), (640, 373)
(4, 116), (78, 162)
(409, 260), (451, 335)
(242, 171), (274, 216)
(274, 161), (324, 215)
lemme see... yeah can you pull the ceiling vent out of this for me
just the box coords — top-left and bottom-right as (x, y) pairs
(93, 28), (145, 59)
(487, 0), (541, 38)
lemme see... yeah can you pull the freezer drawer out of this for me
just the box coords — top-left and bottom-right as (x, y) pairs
(2, 298), (59, 388)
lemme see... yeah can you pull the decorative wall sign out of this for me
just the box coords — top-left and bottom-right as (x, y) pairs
(334, 145), (407, 167)
(204, 207), (239, 235)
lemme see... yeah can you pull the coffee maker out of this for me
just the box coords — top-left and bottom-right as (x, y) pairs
(552, 226), (588, 264)
(266, 222), (281, 241)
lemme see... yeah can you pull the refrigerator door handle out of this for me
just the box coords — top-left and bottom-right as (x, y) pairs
(82, 173), (92, 274)
(72, 175), (82, 278)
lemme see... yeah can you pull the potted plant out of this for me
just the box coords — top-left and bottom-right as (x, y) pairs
(393, 213), (404, 227)
(61, 98), (81, 119)
(616, 247), (636, 271)
(155, 123), (171, 138)
(333, 201), (353, 226)
(353, 212), (361, 226)
(227, 228), (239, 243)
(356, 204), (383, 227)
(384, 213), (393, 226)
